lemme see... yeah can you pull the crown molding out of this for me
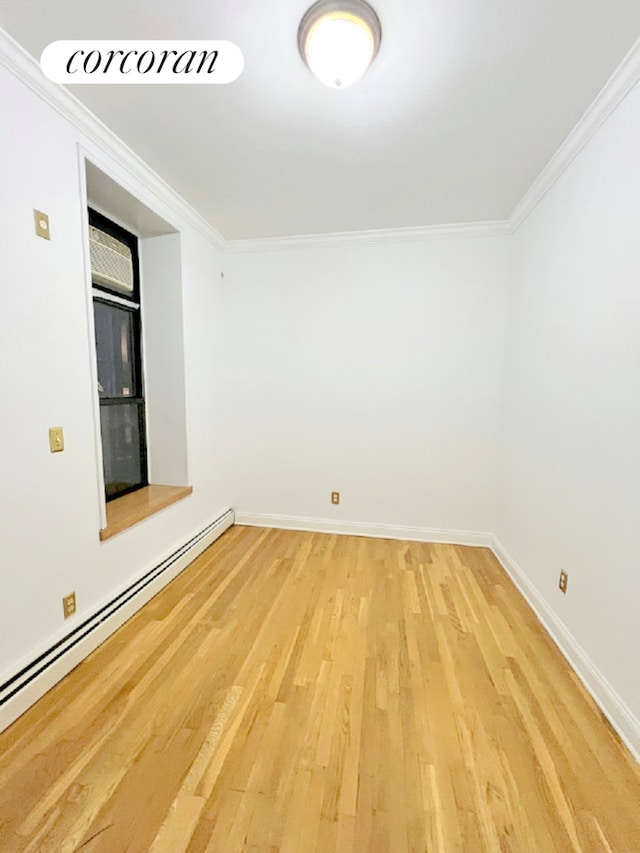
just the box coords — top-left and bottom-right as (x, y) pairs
(4, 24), (640, 251)
(0, 28), (226, 253)
(509, 34), (640, 232)
(225, 220), (511, 253)
(0, 27), (510, 255)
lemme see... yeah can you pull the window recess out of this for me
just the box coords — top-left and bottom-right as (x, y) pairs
(83, 156), (191, 536)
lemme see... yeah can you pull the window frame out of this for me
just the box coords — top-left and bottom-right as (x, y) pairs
(89, 207), (148, 502)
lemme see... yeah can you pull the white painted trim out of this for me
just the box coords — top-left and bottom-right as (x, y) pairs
(0, 28), (511, 254)
(491, 536), (640, 763)
(0, 28), (226, 253)
(3, 24), (640, 249)
(0, 509), (234, 734)
(77, 155), (108, 530)
(236, 517), (640, 763)
(3, 509), (638, 765)
(235, 512), (493, 546)
(225, 221), (511, 253)
(509, 35), (640, 231)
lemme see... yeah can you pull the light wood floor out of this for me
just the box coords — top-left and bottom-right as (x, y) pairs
(1, 527), (639, 852)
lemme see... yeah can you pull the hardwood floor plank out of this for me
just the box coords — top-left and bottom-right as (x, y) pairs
(1, 529), (639, 852)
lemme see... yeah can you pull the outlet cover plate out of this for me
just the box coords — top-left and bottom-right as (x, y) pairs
(34, 210), (51, 240)
(63, 592), (76, 619)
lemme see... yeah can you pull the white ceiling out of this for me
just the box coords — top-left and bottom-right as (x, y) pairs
(2, 1), (640, 240)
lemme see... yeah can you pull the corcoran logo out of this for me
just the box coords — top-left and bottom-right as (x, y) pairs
(41, 40), (244, 84)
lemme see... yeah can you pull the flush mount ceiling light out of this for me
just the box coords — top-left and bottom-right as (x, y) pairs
(298, 0), (381, 89)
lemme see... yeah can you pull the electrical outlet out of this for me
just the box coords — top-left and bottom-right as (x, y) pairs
(34, 209), (51, 240)
(559, 570), (568, 594)
(331, 491), (340, 505)
(63, 592), (76, 619)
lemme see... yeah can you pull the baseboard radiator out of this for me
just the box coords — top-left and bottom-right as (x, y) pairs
(0, 508), (234, 733)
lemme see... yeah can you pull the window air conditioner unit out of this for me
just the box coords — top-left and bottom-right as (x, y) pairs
(89, 225), (134, 295)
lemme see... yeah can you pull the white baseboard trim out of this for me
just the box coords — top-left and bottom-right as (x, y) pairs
(491, 536), (640, 763)
(235, 512), (493, 547)
(0, 509), (234, 735)
(3, 510), (637, 765)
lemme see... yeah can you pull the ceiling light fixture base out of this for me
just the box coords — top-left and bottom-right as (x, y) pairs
(298, 0), (382, 88)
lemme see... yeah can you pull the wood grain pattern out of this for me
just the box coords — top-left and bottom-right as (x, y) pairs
(1, 526), (639, 852)
(99, 484), (193, 541)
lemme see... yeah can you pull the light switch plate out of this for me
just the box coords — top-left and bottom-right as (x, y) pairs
(34, 210), (51, 240)
(49, 427), (64, 453)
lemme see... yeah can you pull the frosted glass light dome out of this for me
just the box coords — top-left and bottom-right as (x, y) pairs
(298, 0), (381, 88)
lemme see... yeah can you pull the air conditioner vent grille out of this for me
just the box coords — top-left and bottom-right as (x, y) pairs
(89, 226), (134, 294)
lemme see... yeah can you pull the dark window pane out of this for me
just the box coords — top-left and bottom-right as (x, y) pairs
(100, 403), (144, 499)
(94, 301), (138, 398)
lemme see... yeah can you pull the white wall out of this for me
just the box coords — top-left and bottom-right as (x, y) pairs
(226, 236), (510, 534)
(3, 26), (638, 757)
(0, 62), (233, 682)
(497, 79), (640, 727)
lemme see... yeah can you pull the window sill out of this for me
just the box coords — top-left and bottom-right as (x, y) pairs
(99, 484), (193, 541)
